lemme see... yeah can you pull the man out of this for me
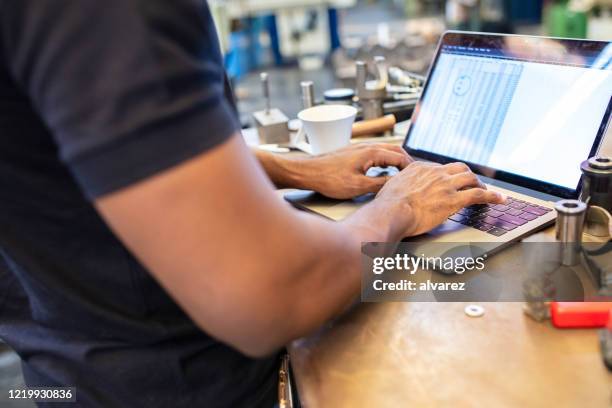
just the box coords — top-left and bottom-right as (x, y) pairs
(0, 1), (504, 407)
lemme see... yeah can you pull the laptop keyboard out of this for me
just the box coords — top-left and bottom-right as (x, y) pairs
(448, 196), (553, 237)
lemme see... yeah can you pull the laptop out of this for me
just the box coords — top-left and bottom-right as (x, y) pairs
(286, 31), (612, 254)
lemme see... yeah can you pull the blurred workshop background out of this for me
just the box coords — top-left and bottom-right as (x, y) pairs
(1, 0), (611, 406)
(210, 0), (612, 127)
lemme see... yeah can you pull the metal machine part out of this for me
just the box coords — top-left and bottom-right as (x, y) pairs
(356, 56), (388, 120)
(464, 304), (485, 318)
(555, 200), (588, 266)
(388, 66), (425, 89)
(261, 72), (271, 113)
(585, 205), (612, 239)
(323, 88), (355, 105)
(300, 81), (315, 109)
(582, 241), (612, 295)
(599, 323), (612, 372)
(599, 302), (612, 372)
(580, 156), (612, 213)
(523, 301), (551, 322)
(329, 53), (424, 121)
(252, 72), (290, 145)
(523, 276), (554, 322)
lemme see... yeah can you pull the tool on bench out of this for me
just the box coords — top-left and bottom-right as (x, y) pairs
(551, 302), (612, 328)
(252, 72), (290, 145)
(351, 114), (396, 138)
(523, 277), (556, 322)
(523, 157), (610, 321)
(524, 301), (612, 328)
(555, 200), (588, 266)
(581, 156), (612, 239)
(323, 88), (355, 106)
(355, 56), (388, 121)
(300, 81), (315, 109)
(599, 313), (612, 371)
(577, 155), (612, 295)
(580, 156), (612, 213)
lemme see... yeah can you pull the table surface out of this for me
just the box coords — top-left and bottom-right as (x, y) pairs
(289, 299), (612, 408)
(268, 133), (612, 408)
(283, 218), (612, 407)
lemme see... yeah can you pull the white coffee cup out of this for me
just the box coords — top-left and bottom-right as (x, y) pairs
(297, 105), (357, 155)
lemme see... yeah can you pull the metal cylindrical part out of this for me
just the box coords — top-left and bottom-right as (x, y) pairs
(323, 88), (354, 105)
(361, 99), (384, 120)
(555, 199), (587, 266)
(580, 156), (612, 213)
(300, 81), (315, 109)
(355, 61), (367, 93)
(260, 72), (270, 113)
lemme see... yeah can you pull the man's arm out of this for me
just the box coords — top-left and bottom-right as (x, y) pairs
(96, 133), (504, 357)
(253, 143), (412, 199)
(5, 0), (504, 357)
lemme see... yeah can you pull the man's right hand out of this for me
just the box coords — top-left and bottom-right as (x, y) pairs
(368, 161), (506, 239)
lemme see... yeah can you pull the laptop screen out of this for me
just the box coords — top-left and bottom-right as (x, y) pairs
(404, 32), (612, 198)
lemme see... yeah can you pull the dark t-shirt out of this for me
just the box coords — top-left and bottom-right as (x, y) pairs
(0, 1), (278, 406)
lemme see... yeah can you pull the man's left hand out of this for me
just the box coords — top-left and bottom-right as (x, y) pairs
(291, 143), (413, 199)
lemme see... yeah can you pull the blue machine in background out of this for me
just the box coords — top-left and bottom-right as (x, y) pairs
(225, 8), (341, 81)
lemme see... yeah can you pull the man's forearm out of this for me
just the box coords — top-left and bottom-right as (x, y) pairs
(261, 202), (408, 354)
(253, 148), (312, 190)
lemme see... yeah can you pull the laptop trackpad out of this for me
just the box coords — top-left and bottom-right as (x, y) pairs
(284, 190), (374, 221)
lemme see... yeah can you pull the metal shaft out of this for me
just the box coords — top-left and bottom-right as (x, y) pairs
(260, 72), (270, 113)
(300, 81), (315, 109)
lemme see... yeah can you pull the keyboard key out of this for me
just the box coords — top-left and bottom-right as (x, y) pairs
(493, 204), (511, 212)
(495, 220), (518, 231)
(449, 214), (466, 223)
(458, 208), (479, 216)
(474, 222), (493, 232)
(506, 208), (523, 216)
(481, 216), (500, 225)
(499, 214), (528, 226)
(519, 212), (538, 221)
(509, 202), (527, 209)
(487, 227), (508, 236)
(482, 216), (517, 231)
(483, 208), (504, 217)
(537, 205), (553, 212)
(523, 206), (548, 216)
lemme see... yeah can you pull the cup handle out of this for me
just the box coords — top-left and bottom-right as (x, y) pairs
(291, 124), (313, 155)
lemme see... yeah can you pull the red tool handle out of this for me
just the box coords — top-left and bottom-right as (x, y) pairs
(550, 302), (612, 328)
